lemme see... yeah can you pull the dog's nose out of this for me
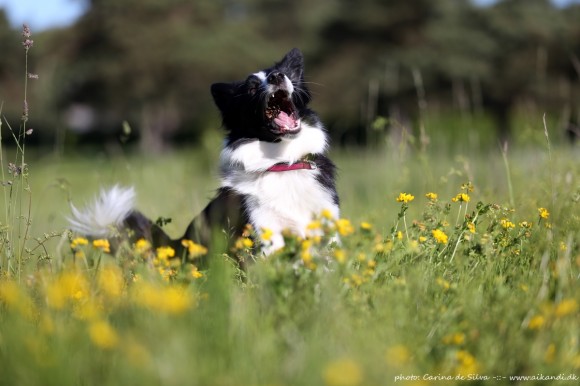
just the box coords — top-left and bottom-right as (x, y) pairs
(267, 71), (285, 86)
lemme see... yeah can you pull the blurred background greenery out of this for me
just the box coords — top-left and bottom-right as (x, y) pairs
(1, 0), (579, 154)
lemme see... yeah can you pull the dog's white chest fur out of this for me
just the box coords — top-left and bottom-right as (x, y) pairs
(220, 123), (339, 251)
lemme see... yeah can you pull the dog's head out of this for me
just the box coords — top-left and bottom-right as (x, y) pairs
(211, 48), (312, 143)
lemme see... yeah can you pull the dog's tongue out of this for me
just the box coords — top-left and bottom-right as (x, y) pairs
(274, 111), (298, 130)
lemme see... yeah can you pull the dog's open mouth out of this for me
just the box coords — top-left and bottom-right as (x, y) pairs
(265, 90), (301, 135)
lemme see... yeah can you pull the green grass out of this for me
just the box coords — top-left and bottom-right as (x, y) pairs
(0, 142), (579, 386)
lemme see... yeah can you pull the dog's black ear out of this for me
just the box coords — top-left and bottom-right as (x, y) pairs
(211, 82), (237, 112)
(276, 48), (304, 82)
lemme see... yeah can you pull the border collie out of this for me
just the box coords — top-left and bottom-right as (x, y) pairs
(69, 48), (339, 261)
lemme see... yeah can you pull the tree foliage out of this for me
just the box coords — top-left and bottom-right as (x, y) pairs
(0, 0), (579, 150)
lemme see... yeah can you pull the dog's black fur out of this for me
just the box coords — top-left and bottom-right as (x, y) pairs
(70, 49), (339, 266)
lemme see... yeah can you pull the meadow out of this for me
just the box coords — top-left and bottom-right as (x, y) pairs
(0, 121), (579, 386)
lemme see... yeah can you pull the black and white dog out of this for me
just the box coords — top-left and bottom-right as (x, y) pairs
(69, 48), (339, 260)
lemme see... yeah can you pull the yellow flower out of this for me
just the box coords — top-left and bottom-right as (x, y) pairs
(132, 282), (193, 314)
(544, 343), (556, 363)
(467, 222), (476, 234)
(243, 237), (254, 248)
(385, 345), (411, 367)
(70, 237), (89, 249)
(89, 320), (119, 349)
(519, 221), (532, 228)
(500, 218), (515, 229)
(258, 228), (273, 242)
(98, 264), (124, 298)
(396, 192), (415, 204)
(321, 208), (335, 220)
(134, 239), (151, 254)
(360, 222), (372, 231)
(432, 229), (448, 244)
(334, 249), (347, 264)
(92, 239), (110, 253)
(46, 271), (90, 309)
(190, 265), (204, 279)
(181, 239), (208, 259)
(528, 315), (545, 330)
(554, 299), (578, 317)
(442, 332), (466, 345)
(336, 218), (354, 236)
(455, 350), (480, 376)
(156, 246), (175, 260)
(461, 182), (474, 192)
(396, 231), (403, 240)
(301, 250), (313, 264)
(307, 220), (322, 231)
(162, 287), (194, 314)
(0, 280), (35, 319)
(425, 192), (438, 200)
(323, 358), (363, 386)
(452, 193), (470, 203)
(418, 236), (427, 243)
(436, 277), (451, 290)
(538, 207), (550, 219)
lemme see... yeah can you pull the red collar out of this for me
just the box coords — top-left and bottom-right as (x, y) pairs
(267, 160), (316, 172)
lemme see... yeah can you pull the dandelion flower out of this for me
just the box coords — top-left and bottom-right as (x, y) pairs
(500, 218), (515, 229)
(242, 237), (253, 248)
(452, 193), (470, 203)
(425, 192), (438, 200)
(307, 220), (322, 231)
(467, 222), (476, 234)
(323, 358), (363, 386)
(436, 277), (451, 290)
(385, 345), (411, 367)
(92, 239), (110, 253)
(554, 299), (578, 317)
(442, 332), (466, 345)
(181, 239), (208, 259)
(544, 344), (556, 363)
(134, 239), (151, 254)
(336, 218), (354, 236)
(98, 265), (124, 298)
(89, 320), (119, 349)
(455, 350), (480, 376)
(360, 221), (372, 231)
(461, 182), (474, 192)
(259, 228), (274, 242)
(396, 192), (415, 204)
(432, 229), (448, 244)
(70, 237), (89, 249)
(162, 287), (194, 314)
(528, 315), (545, 330)
(321, 208), (334, 220)
(190, 265), (204, 279)
(333, 249), (347, 264)
(156, 246), (175, 260)
(538, 207), (550, 219)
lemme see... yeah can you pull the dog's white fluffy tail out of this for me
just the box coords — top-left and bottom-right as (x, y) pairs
(68, 185), (136, 237)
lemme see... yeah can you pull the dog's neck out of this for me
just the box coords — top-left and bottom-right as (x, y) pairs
(219, 122), (327, 174)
